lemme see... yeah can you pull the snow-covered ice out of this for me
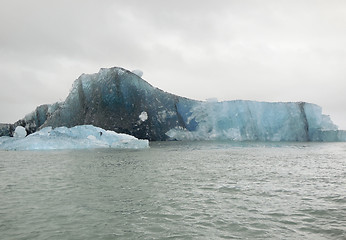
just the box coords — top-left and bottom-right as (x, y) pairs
(0, 125), (149, 150)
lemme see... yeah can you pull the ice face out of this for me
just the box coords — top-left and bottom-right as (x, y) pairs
(167, 100), (343, 141)
(36, 67), (195, 141)
(0, 125), (149, 150)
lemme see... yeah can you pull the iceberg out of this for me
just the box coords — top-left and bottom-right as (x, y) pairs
(0, 125), (149, 150)
(0, 66), (345, 142)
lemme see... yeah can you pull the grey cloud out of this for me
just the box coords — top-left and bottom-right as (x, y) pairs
(0, 0), (346, 128)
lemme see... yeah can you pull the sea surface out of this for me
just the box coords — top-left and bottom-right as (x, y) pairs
(0, 141), (345, 239)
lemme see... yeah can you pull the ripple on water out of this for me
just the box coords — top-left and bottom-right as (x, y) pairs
(0, 142), (346, 239)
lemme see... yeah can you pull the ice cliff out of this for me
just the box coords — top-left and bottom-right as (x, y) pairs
(1, 67), (345, 142)
(167, 100), (346, 141)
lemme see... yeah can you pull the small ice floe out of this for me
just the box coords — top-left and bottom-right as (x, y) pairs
(0, 125), (149, 150)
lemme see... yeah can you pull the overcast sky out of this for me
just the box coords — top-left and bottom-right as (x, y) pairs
(1, 0), (346, 128)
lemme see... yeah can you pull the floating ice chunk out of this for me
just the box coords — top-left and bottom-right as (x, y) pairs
(139, 111), (148, 122)
(132, 69), (143, 78)
(0, 125), (149, 150)
(14, 126), (27, 138)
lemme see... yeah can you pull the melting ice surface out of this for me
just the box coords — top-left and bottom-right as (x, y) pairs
(0, 125), (149, 150)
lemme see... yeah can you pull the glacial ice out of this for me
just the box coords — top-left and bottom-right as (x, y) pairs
(2, 66), (345, 142)
(13, 126), (27, 138)
(168, 100), (344, 141)
(0, 125), (149, 150)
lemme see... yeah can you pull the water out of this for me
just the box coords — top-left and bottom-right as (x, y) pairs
(1, 141), (346, 239)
